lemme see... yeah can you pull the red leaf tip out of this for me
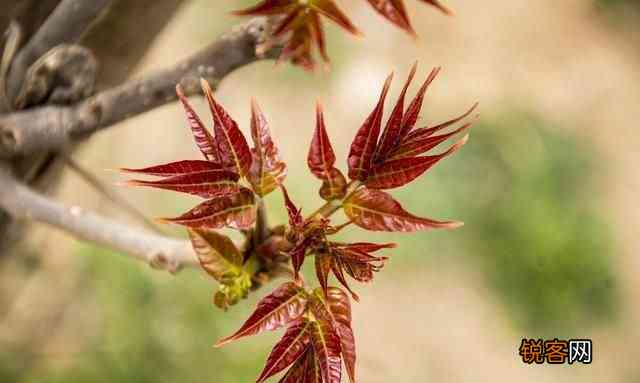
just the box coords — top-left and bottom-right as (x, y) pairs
(175, 83), (185, 98)
(200, 77), (213, 93)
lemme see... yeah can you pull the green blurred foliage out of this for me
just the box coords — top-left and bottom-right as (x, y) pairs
(403, 113), (618, 334)
(0, 247), (270, 383)
(595, 0), (640, 9)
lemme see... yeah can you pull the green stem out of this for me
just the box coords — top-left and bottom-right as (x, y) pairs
(254, 196), (269, 246)
(307, 180), (362, 220)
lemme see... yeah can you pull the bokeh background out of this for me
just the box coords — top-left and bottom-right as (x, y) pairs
(1, 0), (639, 381)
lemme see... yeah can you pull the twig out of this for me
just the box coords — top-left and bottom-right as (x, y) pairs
(5, 0), (114, 103)
(0, 166), (198, 273)
(61, 154), (163, 234)
(0, 17), (278, 158)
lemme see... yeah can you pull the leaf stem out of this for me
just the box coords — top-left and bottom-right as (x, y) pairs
(254, 196), (270, 246)
(307, 180), (362, 219)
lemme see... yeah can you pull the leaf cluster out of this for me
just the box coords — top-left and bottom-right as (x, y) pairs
(122, 63), (476, 381)
(233, 0), (453, 69)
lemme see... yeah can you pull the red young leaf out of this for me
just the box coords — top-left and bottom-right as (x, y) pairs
(120, 160), (222, 177)
(347, 72), (393, 181)
(343, 187), (462, 231)
(335, 248), (386, 282)
(366, 0), (414, 35)
(315, 253), (332, 296)
(160, 187), (256, 229)
(316, 242), (389, 301)
(302, 349), (323, 383)
(308, 298), (343, 383)
(365, 0), (452, 35)
(248, 99), (287, 196)
(277, 16), (318, 70)
(403, 102), (479, 143)
(201, 79), (253, 176)
(281, 185), (303, 228)
(340, 242), (397, 253)
(398, 66), (441, 141)
(290, 238), (311, 280)
(418, 0), (454, 15)
(329, 256), (359, 301)
(257, 319), (313, 383)
(215, 282), (307, 347)
(309, 0), (360, 35)
(389, 121), (473, 160)
(278, 351), (306, 383)
(318, 168), (347, 201)
(232, 0), (295, 15)
(365, 134), (468, 189)
(279, 348), (318, 383)
(308, 103), (347, 200)
(176, 85), (220, 162)
(323, 288), (356, 383)
(236, 1), (357, 70)
(308, 11), (329, 63)
(188, 228), (243, 280)
(125, 170), (239, 198)
(375, 62), (417, 162)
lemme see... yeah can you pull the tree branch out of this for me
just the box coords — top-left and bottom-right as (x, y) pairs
(0, 166), (199, 273)
(5, 0), (114, 103)
(0, 17), (278, 158)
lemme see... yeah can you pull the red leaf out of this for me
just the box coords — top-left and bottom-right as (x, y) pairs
(366, 0), (415, 35)
(308, 102), (347, 200)
(281, 185), (303, 228)
(418, 0), (454, 15)
(308, 11), (329, 63)
(365, 0), (452, 35)
(398, 67), (441, 141)
(315, 254), (332, 296)
(215, 282), (307, 347)
(176, 85), (220, 162)
(375, 62), (417, 162)
(248, 99), (287, 196)
(279, 348), (321, 383)
(125, 170), (239, 198)
(339, 242), (396, 253)
(257, 319), (313, 383)
(119, 160), (222, 177)
(160, 188), (256, 229)
(308, 299), (343, 383)
(201, 79), (253, 177)
(347, 72), (393, 181)
(290, 238), (310, 280)
(343, 187), (462, 231)
(323, 288), (356, 383)
(232, 0), (295, 15)
(329, 256), (359, 301)
(403, 102), (478, 143)
(278, 348), (310, 383)
(365, 134), (468, 189)
(389, 121), (473, 160)
(187, 229), (243, 280)
(318, 169), (347, 201)
(310, 0), (360, 35)
(303, 349), (323, 383)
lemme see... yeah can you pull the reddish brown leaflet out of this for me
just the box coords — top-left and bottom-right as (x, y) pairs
(308, 103), (347, 200)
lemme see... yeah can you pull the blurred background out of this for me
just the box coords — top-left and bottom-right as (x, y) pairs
(1, 0), (639, 381)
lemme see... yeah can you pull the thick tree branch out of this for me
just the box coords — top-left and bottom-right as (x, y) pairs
(0, 17), (278, 158)
(5, 0), (113, 103)
(0, 166), (198, 272)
